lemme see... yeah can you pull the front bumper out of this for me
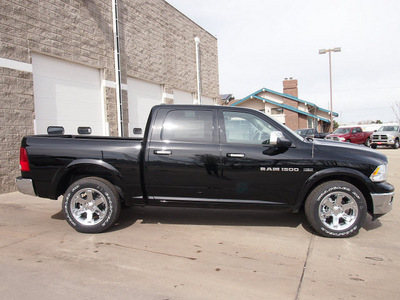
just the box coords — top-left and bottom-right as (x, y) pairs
(15, 177), (36, 197)
(371, 191), (394, 215)
(371, 140), (395, 146)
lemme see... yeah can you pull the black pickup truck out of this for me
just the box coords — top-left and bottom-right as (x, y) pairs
(16, 105), (394, 237)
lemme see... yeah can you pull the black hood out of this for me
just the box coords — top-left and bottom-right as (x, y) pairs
(312, 139), (388, 164)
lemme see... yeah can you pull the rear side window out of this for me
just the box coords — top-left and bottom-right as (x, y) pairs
(161, 110), (215, 143)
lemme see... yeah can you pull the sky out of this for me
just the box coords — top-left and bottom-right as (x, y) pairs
(166, 0), (400, 124)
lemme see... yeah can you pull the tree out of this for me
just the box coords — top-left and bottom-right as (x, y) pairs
(393, 101), (400, 123)
(333, 120), (339, 130)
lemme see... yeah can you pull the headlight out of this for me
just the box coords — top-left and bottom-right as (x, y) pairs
(370, 164), (388, 182)
(339, 137), (345, 141)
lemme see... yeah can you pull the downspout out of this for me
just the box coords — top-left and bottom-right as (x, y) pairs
(314, 104), (317, 130)
(112, 0), (124, 136)
(194, 37), (201, 105)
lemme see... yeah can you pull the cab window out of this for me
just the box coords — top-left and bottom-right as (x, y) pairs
(223, 111), (278, 145)
(162, 110), (215, 143)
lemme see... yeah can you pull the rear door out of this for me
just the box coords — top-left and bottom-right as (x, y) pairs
(145, 107), (221, 202)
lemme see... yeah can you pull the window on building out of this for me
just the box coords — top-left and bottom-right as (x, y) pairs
(307, 117), (314, 129)
(271, 107), (284, 115)
(223, 111), (278, 145)
(161, 110), (214, 142)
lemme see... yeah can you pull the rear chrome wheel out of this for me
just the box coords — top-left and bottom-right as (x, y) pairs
(70, 187), (109, 226)
(63, 177), (121, 233)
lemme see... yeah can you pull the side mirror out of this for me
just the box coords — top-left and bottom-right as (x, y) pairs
(270, 131), (292, 148)
(47, 126), (64, 135)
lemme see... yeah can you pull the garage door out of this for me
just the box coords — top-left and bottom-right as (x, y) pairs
(201, 96), (215, 105)
(127, 77), (163, 137)
(173, 89), (194, 105)
(32, 53), (105, 135)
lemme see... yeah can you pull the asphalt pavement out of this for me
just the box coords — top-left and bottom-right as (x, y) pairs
(0, 148), (399, 300)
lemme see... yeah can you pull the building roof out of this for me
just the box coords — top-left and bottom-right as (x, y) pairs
(220, 94), (234, 101)
(229, 87), (339, 123)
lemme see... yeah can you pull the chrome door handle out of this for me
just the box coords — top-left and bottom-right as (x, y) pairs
(227, 153), (245, 158)
(154, 150), (172, 155)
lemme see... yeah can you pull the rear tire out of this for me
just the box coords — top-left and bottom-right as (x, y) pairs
(63, 177), (121, 233)
(305, 181), (366, 238)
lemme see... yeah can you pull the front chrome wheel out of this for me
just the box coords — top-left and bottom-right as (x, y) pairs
(305, 180), (367, 238)
(318, 192), (358, 231)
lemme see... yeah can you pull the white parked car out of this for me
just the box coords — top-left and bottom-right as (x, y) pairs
(370, 125), (400, 149)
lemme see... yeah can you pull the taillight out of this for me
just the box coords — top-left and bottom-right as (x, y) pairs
(20, 147), (30, 172)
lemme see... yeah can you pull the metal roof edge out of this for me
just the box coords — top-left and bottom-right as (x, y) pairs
(229, 88), (266, 106)
(253, 95), (331, 123)
(232, 87), (338, 117)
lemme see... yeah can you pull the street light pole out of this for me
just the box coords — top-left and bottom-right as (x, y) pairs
(319, 47), (341, 133)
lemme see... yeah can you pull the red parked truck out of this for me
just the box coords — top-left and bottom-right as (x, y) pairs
(325, 126), (373, 146)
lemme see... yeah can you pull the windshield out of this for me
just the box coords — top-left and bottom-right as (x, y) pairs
(333, 128), (351, 134)
(378, 126), (399, 132)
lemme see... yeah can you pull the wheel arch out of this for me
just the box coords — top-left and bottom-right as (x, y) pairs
(293, 168), (373, 215)
(52, 159), (130, 203)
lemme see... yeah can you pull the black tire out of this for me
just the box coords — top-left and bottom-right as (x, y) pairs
(305, 181), (367, 238)
(371, 144), (377, 149)
(364, 138), (370, 147)
(393, 139), (399, 149)
(63, 177), (121, 233)
(345, 139), (351, 143)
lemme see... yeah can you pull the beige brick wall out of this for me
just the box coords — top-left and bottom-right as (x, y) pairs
(0, 0), (219, 194)
(119, 0), (219, 99)
(0, 68), (35, 193)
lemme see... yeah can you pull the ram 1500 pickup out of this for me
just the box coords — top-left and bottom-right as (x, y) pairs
(16, 105), (395, 237)
(325, 126), (373, 146)
(370, 125), (400, 149)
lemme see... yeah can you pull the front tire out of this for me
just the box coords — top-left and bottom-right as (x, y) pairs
(63, 177), (121, 233)
(365, 138), (371, 147)
(393, 139), (399, 149)
(305, 181), (367, 238)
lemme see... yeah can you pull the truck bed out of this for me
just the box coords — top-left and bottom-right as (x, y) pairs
(22, 135), (143, 203)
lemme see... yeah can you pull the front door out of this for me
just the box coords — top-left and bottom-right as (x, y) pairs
(145, 107), (220, 202)
(219, 109), (312, 207)
(351, 127), (363, 143)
